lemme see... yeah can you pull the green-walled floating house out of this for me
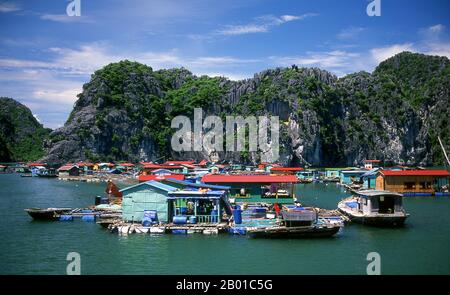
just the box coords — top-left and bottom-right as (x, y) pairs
(201, 174), (299, 204)
(120, 181), (177, 223)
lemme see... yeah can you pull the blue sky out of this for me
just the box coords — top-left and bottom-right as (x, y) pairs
(0, 0), (449, 129)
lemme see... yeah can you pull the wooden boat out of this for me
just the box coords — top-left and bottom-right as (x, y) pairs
(20, 173), (32, 177)
(338, 190), (409, 226)
(25, 208), (72, 220)
(248, 207), (341, 238)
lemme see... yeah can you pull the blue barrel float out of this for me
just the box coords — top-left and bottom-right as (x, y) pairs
(233, 208), (242, 224)
(189, 216), (197, 224)
(59, 215), (73, 221)
(173, 215), (188, 224)
(81, 215), (95, 222)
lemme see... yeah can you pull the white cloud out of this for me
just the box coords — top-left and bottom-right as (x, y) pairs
(370, 43), (415, 63)
(217, 24), (268, 35)
(337, 27), (366, 40)
(40, 14), (93, 23)
(216, 13), (317, 36)
(426, 42), (450, 58)
(280, 15), (300, 22)
(270, 50), (366, 76)
(0, 1), (20, 12)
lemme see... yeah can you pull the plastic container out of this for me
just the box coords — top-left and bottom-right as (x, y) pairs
(94, 196), (102, 205)
(59, 215), (73, 221)
(233, 209), (242, 224)
(81, 215), (95, 222)
(173, 216), (187, 224)
(180, 207), (188, 215)
(100, 197), (109, 204)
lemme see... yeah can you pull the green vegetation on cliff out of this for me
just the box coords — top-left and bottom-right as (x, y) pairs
(42, 52), (450, 166)
(0, 97), (51, 161)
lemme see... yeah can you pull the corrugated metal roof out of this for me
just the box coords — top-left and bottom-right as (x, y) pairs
(202, 174), (298, 183)
(119, 180), (178, 193)
(58, 165), (77, 171)
(138, 174), (185, 182)
(380, 170), (450, 176)
(357, 190), (403, 197)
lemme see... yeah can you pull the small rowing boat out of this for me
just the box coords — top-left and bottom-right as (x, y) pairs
(25, 208), (72, 220)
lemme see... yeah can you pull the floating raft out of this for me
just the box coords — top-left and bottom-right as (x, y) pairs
(108, 221), (229, 235)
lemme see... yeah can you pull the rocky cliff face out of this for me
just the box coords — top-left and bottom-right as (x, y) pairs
(0, 97), (51, 161)
(41, 52), (450, 166)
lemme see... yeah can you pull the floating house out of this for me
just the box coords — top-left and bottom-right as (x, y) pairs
(339, 169), (367, 185)
(138, 169), (185, 182)
(121, 181), (177, 222)
(361, 168), (380, 189)
(338, 190), (409, 226)
(58, 165), (80, 177)
(141, 163), (183, 174)
(270, 167), (303, 175)
(96, 163), (115, 171)
(363, 160), (381, 170)
(325, 168), (341, 179)
(375, 169), (450, 196)
(201, 174), (298, 204)
(117, 163), (135, 172)
(167, 189), (232, 224)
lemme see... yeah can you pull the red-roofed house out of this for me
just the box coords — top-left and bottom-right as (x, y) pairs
(58, 165), (79, 177)
(376, 169), (450, 195)
(28, 162), (46, 168)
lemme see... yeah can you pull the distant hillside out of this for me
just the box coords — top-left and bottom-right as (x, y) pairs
(41, 52), (449, 166)
(0, 97), (51, 161)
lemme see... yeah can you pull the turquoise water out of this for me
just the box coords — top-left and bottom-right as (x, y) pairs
(0, 174), (449, 274)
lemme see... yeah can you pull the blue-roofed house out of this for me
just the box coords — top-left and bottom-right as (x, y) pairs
(361, 168), (380, 189)
(120, 181), (177, 223)
(339, 169), (368, 185)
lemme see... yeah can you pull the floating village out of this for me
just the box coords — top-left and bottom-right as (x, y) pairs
(1, 159), (449, 239)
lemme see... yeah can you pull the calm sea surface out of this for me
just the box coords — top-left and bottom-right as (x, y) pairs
(0, 174), (449, 274)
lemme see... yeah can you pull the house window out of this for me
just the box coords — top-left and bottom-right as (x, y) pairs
(420, 182), (431, 189)
(404, 182), (415, 190)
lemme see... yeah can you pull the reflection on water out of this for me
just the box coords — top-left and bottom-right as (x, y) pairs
(0, 174), (449, 274)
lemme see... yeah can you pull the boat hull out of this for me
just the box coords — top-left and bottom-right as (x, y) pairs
(25, 208), (71, 220)
(338, 207), (408, 227)
(248, 226), (340, 239)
